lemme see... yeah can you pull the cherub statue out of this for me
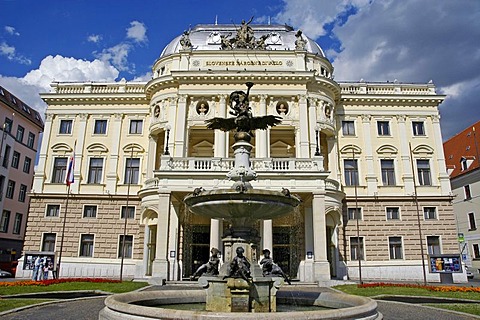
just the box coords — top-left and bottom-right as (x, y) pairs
(225, 247), (251, 281)
(260, 249), (291, 284)
(191, 247), (221, 280)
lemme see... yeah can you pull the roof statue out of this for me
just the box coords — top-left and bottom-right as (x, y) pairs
(295, 30), (307, 50)
(220, 17), (271, 50)
(205, 82), (282, 134)
(179, 29), (193, 50)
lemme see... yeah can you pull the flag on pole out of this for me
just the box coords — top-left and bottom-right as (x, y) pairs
(66, 145), (75, 186)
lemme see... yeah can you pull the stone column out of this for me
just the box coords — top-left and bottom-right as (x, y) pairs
(308, 98), (318, 157)
(152, 192), (171, 281)
(361, 114), (377, 194)
(214, 95), (228, 158)
(143, 224), (150, 276)
(210, 219), (222, 253)
(174, 95), (187, 157)
(146, 135), (157, 179)
(33, 113), (53, 192)
(72, 114), (88, 193)
(298, 95), (310, 157)
(106, 113), (123, 193)
(312, 192), (330, 282)
(397, 115), (414, 194)
(262, 219), (273, 254)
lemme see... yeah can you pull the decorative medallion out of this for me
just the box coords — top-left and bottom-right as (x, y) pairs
(276, 101), (289, 115)
(154, 105), (161, 118)
(196, 101), (209, 115)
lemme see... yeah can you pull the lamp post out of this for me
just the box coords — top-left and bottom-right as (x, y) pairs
(314, 125), (320, 156)
(120, 143), (135, 281)
(352, 149), (362, 284)
(164, 125), (171, 155)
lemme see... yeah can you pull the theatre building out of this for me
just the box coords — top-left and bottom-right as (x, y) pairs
(17, 23), (466, 283)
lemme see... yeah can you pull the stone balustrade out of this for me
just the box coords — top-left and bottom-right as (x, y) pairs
(340, 82), (436, 95)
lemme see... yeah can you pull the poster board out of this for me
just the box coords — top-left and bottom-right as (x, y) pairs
(23, 252), (56, 271)
(428, 254), (462, 273)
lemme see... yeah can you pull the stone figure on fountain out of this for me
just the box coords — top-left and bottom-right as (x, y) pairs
(260, 249), (291, 284)
(191, 247), (221, 280)
(225, 247), (251, 281)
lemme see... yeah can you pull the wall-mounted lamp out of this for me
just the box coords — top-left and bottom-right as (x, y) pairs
(314, 124), (320, 156)
(307, 251), (313, 259)
(164, 124), (171, 155)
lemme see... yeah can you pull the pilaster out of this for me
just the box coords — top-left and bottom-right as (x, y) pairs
(298, 95), (309, 157)
(72, 113), (88, 194)
(214, 95), (228, 157)
(361, 114), (377, 194)
(397, 115), (414, 194)
(33, 113), (53, 193)
(106, 113), (123, 193)
(174, 95), (187, 157)
(152, 192), (171, 280)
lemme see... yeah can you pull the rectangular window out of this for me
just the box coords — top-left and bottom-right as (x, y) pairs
(342, 121), (355, 136)
(5, 180), (15, 199)
(129, 120), (143, 134)
(0, 175), (4, 201)
(464, 185), (472, 200)
(350, 237), (364, 260)
(121, 206), (135, 219)
(468, 212), (477, 230)
(118, 235), (133, 258)
(59, 119), (72, 134)
(13, 213), (22, 234)
(52, 157), (67, 183)
(79, 234), (94, 257)
(424, 207), (437, 220)
(347, 207), (362, 220)
(23, 156), (32, 174)
(18, 184), (27, 202)
(4, 118), (13, 133)
(94, 120), (107, 134)
(389, 237), (403, 259)
(46, 204), (60, 217)
(381, 159), (396, 186)
(0, 210), (10, 232)
(124, 158), (140, 184)
(2, 145), (11, 168)
(417, 159), (432, 186)
(42, 233), (56, 252)
(87, 158), (103, 184)
(386, 207), (400, 220)
(412, 121), (425, 136)
(473, 244), (480, 259)
(11, 151), (20, 169)
(377, 121), (390, 136)
(83, 205), (97, 218)
(16, 125), (24, 142)
(27, 132), (35, 148)
(344, 159), (359, 186)
(427, 236), (441, 255)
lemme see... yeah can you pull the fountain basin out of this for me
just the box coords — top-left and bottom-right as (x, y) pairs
(184, 189), (300, 220)
(99, 289), (382, 320)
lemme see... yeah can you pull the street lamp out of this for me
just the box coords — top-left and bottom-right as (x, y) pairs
(164, 125), (171, 155)
(314, 124), (321, 156)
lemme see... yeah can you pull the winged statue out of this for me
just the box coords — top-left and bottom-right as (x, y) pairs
(205, 82), (282, 133)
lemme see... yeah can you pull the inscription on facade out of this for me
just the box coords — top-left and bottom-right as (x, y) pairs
(205, 60), (283, 67)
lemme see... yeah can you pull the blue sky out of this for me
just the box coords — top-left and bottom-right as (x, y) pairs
(1, 0), (479, 140)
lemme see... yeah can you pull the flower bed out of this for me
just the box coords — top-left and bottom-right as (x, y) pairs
(358, 282), (480, 293)
(0, 278), (121, 287)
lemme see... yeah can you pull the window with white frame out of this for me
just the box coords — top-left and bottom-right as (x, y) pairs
(46, 204), (60, 217)
(23, 156), (32, 174)
(11, 151), (20, 169)
(59, 119), (73, 134)
(412, 121), (425, 136)
(129, 120), (143, 134)
(52, 157), (67, 183)
(347, 207), (362, 220)
(417, 159), (432, 186)
(27, 132), (35, 148)
(464, 185), (472, 200)
(118, 235), (133, 258)
(94, 119), (107, 134)
(42, 233), (56, 252)
(83, 205), (97, 218)
(344, 159), (359, 186)
(381, 159), (396, 186)
(0, 210), (10, 232)
(13, 213), (22, 234)
(350, 237), (364, 260)
(427, 236), (441, 255)
(377, 121), (390, 136)
(342, 121), (355, 136)
(5, 180), (15, 199)
(386, 207), (400, 220)
(468, 212), (477, 230)
(16, 125), (24, 142)
(87, 158), (103, 184)
(389, 236), (403, 259)
(79, 234), (94, 257)
(121, 206), (135, 219)
(424, 207), (437, 220)
(124, 158), (140, 184)
(18, 184), (27, 202)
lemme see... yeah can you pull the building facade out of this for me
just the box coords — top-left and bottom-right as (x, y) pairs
(444, 120), (480, 278)
(0, 85), (44, 273)
(17, 23), (465, 282)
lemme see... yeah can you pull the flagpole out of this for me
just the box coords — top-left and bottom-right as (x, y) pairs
(57, 184), (71, 278)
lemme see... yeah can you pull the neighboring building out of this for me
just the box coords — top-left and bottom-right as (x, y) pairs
(17, 23), (464, 283)
(0, 85), (44, 273)
(444, 120), (480, 278)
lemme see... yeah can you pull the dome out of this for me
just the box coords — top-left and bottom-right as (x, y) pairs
(160, 23), (325, 58)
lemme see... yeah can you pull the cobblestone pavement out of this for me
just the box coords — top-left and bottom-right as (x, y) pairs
(2, 296), (478, 320)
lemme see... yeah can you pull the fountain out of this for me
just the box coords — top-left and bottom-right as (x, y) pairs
(99, 83), (382, 319)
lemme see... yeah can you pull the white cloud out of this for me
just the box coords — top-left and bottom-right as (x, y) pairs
(94, 43), (133, 72)
(0, 55), (119, 117)
(126, 21), (147, 43)
(0, 41), (31, 65)
(4, 26), (20, 36)
(87, 34), (102, 43)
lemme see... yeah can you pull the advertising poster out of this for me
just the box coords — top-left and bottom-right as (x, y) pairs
(23, 252), (56, 271)
(428, 254), (462, 273)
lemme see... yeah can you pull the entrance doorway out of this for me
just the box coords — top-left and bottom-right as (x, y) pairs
(146, 225), (157, 276)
